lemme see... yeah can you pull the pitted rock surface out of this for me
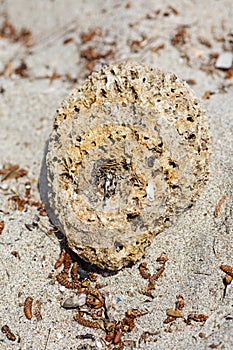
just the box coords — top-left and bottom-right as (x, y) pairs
(40, 62), (210, 270)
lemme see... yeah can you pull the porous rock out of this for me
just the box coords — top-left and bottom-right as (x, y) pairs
(40, 62), (210, 270)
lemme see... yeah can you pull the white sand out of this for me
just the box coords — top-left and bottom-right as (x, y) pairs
(0, 1), (232, 349)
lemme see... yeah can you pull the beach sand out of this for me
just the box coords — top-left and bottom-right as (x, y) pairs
(0, 1), (232, 349)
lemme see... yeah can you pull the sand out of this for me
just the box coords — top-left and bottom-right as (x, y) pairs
(0, 1), (232, 349)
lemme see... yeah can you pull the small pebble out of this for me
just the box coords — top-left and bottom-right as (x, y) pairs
(62, 294), (86, 308)
(166, 308), (183, 318)
(146, 181), (155, 201)
(59, 285), (66, 293)
(0, 183), (9, 190)
(56, 332), (64, 340)
(215, 52), (233, 69)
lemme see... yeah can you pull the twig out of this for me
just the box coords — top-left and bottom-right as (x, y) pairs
(214, 195), (226, 217)
(44, 328), (51, 350)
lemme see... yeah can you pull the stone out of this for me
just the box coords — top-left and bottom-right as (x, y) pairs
(215, 52), (233, 69)
(62, 294), (87, 308)
(40, 62), (210, 270)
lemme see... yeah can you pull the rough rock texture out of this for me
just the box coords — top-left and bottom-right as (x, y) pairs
(40, 62), (210, 270)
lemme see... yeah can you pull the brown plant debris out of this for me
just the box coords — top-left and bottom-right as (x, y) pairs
(0, 20), (16, 39)
(185, 79), (197, 86)
(55, 249), (87, 289)
(168, 5), (179, 15)
(223, 274), (233, 286)
(76, 333), (95, 340)
(104, 308), (145, 347)
(200, 53), (219, 75)
(56, 271), (80, 289)
(54, 249), (149, 349)
(54, 247), (147, 347)
(63, 251), (72, 273)
(54, 249), (66, 269)
(34, 300), (42, 321)
(0, 164), (28, 181)
(0, 20), (33, 47)
(8, 195), (46, 215)
(80, 29), (97, 43)
(71, 261), (79, 283)
(171, 26), (189, 47)
(0, 221), (4, 235)
(214, 195), (226, 217)
(8, 195), (27, 211)
(225, 67), (233, 79)
(80, 47), (112, 61)
(73, 313), (102, 329)
(14, 61), (28, 78)
(24, 296), (33, 320)
(139, 253), (168, 296)
(163, 295), (185, 324)
(10, 250), (20, 259)
(139, 331), (159, 345)
(198, 36), (212, 48)
(163, 316), (176, 324)
(126, 308), (147, 318)
(88, 272), (98, 282)
(187, 313), (208, 323)
(151, 43), (165, 53)
(220, 264), (233, 278)
(1, 325), (16, 341)
(156, 253), (168, 264)
(149, 264), (165, 284)
(220, 263), (233, 298)
(175, 294), (185, 310)
(202, 91), (211, 99)
(166, 308), (183, 318)
(127, 35), (147, 52)
(139, 262), (151, 279)
(63, 37), (73, 45)
(86, 290), (105, 309)
(17, 28), (33, 47)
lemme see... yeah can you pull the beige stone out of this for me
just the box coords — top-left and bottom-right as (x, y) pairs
(40, 62), (210, 270)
